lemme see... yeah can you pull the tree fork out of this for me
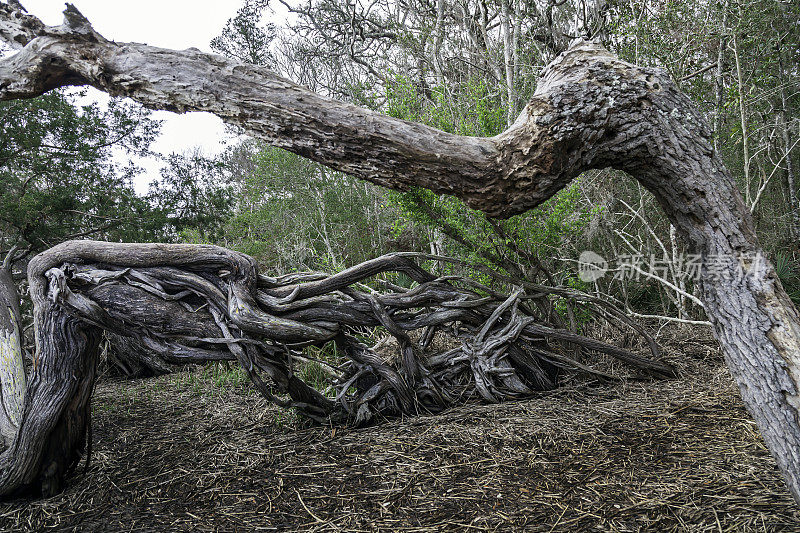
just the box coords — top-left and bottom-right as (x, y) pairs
(0, 2), (799, 503)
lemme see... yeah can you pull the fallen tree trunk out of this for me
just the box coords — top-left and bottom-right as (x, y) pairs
(1, 2), (799, 504)
(0, 241), (669, 497)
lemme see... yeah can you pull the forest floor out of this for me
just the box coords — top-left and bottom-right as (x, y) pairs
(1, 327), (799, 532)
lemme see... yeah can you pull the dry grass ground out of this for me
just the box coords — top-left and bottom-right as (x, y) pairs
(0, 328), (798, 532)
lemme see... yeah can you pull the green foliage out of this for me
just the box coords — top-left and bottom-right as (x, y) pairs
(381, 73), (599, 285)
(297, 342), (343, 396)
(506, 182), (597, 257)
(0, 90), (162, 256)
(210, 0), (274, 66)
(147, 151), (235, 243)
(774, 252), (800, 306)
(390, 182), (593, 282)
(218, 141), (394, 272)
(185, 362), (251, 396)
(385, 75), (506, 136)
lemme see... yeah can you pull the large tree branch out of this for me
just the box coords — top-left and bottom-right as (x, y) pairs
(0, 1), (44, 50)
(0, 2), (646, 218)
(1, 2), (800, 505)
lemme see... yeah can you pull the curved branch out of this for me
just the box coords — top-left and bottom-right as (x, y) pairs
(1, 2), (647, 218)
(0, 240), (669, 497)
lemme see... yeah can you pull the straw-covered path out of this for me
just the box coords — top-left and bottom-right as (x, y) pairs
(1, 327), (797, 532)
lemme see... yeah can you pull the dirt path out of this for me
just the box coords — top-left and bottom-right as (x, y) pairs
(1, 346), (798, 531)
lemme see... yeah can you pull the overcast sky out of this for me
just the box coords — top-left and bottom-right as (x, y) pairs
(18, 1), (260, 193)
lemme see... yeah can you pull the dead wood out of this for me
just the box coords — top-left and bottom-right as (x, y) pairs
(0, 240), (670, 497)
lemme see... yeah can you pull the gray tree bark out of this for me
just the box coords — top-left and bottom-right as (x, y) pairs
(103, 333), (178, 378)
(777, 50), (800, 239)
(0, 240), (668, 497)
(1, 2), (799, 504)
(0, 263), (25, 452)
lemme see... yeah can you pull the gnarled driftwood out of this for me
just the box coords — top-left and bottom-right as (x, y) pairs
(0, 241), (669, 497)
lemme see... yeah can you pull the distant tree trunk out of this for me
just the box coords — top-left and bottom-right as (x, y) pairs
(500, 0), (517, 126)
(712, 4), (729, 156)
(777, 51), (800, 239)
(732, 33), (752, 206)
(1, 3), (800, 504)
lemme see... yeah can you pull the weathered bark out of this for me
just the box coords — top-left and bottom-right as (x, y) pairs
(0, 240), (668, 497)
(1, 3), (800, 504)
(103, 333), (177, 378)
(1, 300), (99, 497)
(0, 265), (25, 452)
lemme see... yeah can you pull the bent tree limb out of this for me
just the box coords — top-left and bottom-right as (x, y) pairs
(0, 3), (799, 504)
(0, 240), (669, 497)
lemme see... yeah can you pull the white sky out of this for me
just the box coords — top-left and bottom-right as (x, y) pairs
(17, 1), (257, 193)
